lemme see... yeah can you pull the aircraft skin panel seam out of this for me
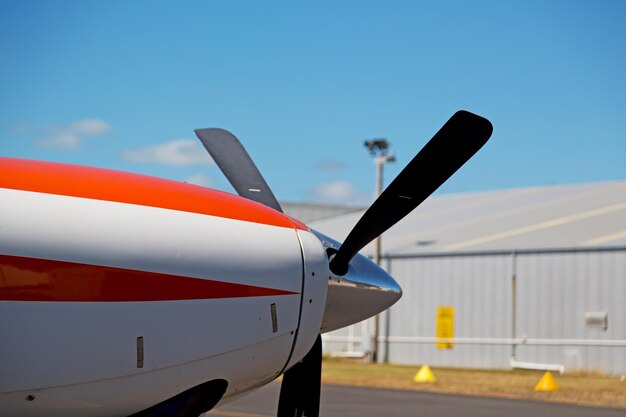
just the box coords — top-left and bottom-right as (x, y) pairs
(0, 334), (294, 415)
(0, 331), (293, 395)
(277, 228), (308, 377)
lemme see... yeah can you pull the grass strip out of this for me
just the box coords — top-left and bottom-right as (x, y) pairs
(321, 358), (626, 409)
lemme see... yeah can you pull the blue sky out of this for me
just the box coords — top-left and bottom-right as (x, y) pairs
(1, 1), (625, 205)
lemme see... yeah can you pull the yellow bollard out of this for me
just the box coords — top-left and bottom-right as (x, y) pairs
(413, 365), (437, 383)
(534, 371), (559, 391)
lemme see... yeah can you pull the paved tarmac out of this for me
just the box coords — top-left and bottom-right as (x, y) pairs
(208, 382), (626, 417)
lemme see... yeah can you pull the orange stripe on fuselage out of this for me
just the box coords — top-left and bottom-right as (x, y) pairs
(0, 254), (298, 302)
(0, 157), (308, 230)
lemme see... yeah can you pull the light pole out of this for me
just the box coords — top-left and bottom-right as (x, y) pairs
(364, 139), (395, 362)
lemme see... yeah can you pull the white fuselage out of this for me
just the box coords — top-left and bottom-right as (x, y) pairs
(0, 158), (329, 416)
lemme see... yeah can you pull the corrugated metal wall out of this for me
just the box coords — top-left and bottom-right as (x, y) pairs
(322, 247), (626, 375)
(515, 249), (626, 374)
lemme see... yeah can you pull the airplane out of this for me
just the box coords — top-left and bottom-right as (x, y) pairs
(0, 110), (492, 417)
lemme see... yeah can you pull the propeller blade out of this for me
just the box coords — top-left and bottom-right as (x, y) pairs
(194, 128), (283, 212)
(277, 335), (322, 417)
(329, 110), (493, 275)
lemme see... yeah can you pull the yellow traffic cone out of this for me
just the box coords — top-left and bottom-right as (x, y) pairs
(413, 365), (437, 383)
(534, 371), (559, 391)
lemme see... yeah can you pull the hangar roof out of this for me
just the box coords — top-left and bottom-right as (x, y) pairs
(299, 180), (626, 256)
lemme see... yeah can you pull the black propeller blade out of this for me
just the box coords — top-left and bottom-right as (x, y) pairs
(194, 128), (283, 212)
(277, 335), (322, 417)
(329, 110), (493, 275)
(195, 111), (492, 417)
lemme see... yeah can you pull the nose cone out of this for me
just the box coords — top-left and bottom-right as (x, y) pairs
(320, 251), (402, 333)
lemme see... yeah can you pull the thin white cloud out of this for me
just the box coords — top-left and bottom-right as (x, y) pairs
(315, 158), (347, 173)
(11, 121), (32, 133)
(35, 119), (112, 149)
(310, 180), (373, 205)
(185, 173), (214, 188)
(122, 139), (213, 167)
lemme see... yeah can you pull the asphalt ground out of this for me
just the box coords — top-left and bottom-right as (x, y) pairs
(208, 382), (626, 417)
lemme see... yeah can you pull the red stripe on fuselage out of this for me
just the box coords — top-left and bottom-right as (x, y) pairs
(0, 157), (308, 230)
(0, 254), (298, 302)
